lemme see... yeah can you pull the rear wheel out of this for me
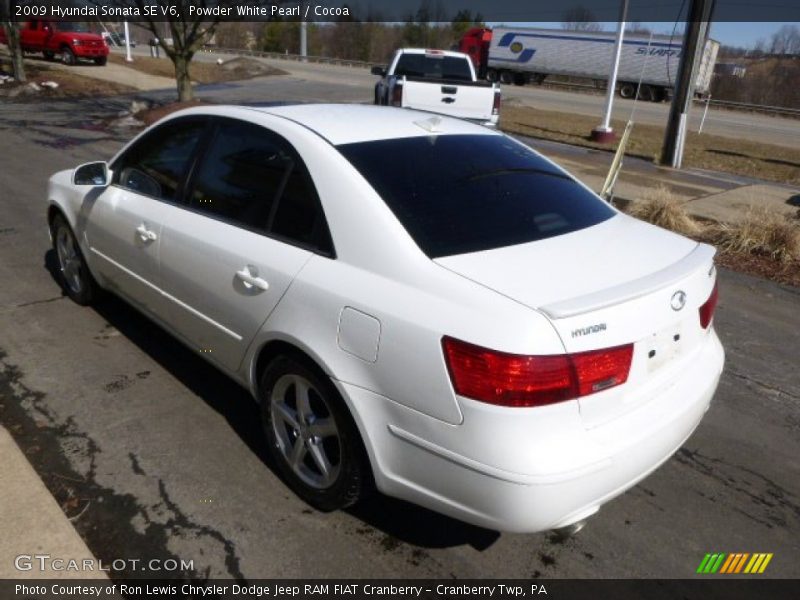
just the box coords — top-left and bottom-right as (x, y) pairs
(499, 70), (513, 85)
(485, 69), (498, 83)
(260, 355), (366, 511)
(637, 84), (654, 102)
(51, 214), (99, 305)
(619, 82), (636, 99)
(513, 72), (526, 86)
(61, 47), (76, 66)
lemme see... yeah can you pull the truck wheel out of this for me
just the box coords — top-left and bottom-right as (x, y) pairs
(61, 47), (76, 66)
(43, 51), (55, 61)
(94, 56), (107, 66)
(619, 82), (636, 99)
(651, 87), (666, 102)
(486, 69), (498, 83)
(500, 71), (513, 85)
(513, 73), (526, 86)
(637, 85), (654, 102)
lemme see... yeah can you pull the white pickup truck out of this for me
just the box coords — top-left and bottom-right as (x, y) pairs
(372, 48), (501, 127)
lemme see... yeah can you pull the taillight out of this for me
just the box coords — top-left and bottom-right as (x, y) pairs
(391, 82), (403, 106)
(699, 282), (719, 329)
(442, 337), (633, 408)
(492, 89), (501, 115)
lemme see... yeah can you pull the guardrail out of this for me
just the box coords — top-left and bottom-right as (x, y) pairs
(206, 46), (800, 119)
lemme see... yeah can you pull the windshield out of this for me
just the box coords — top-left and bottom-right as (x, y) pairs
(56, 22), (91, 33)
(394, 54), (473, 81)
(338, 135), (616, 258)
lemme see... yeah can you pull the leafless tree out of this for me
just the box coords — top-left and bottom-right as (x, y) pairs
(561, 6), (602, 32)
(770, 24), (800, 55)
(1, 0), (26, 82)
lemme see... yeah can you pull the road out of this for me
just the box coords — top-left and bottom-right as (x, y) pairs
(0, 89), (798, 581)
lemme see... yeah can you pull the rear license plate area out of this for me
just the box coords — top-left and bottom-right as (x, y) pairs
(645, 322), (685, 373)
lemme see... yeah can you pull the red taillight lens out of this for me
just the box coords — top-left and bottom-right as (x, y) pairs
(699, 282), (719, 329)
(492, 89), (501, 115)
(442, 337), (633, 408)
(391, 83), (403, 106)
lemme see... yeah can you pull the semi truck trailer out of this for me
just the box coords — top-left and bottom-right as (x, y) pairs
(459, 26), (719, 102)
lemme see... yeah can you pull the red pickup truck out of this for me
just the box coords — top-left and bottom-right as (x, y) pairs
(0, 20), (108, 66)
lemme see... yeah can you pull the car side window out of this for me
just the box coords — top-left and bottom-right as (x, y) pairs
(188, 120), (289, 232)
(188, 119), (334, 256)
(113, 118), (206, 202)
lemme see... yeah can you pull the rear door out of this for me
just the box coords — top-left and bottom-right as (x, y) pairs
(158, 118), (333, 373)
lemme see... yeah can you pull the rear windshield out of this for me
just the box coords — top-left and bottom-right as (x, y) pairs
(394, 54), (473, 81)
(338, 135), (615, 258)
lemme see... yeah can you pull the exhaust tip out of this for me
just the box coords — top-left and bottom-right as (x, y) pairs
(549, 519), (589, 542)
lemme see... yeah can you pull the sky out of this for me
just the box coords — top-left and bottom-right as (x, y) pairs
(489, 22), (797, 50)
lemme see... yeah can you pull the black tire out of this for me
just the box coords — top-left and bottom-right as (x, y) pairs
(260, 355), (366, 512)
(373, 84), (381, 105)
(637, 84), (654, 102)
(499, 70), (513, 85)
(619, 82), (636, 99)
(43, 51), (55, 61)
(50, 214), (100, 306)
(513, 72), (526, 86)
(485, 69), (498, 83)
(94, 56), (107, 66)
(61, 46), (76, 66)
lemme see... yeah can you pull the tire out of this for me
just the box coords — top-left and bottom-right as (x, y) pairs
(61, 47), (76, 66)
(637, 84), (654, 102)
(619, 82), (636, 99)
(499, 70), (513, 85)
(94, 56), (107, 66)
(260, 355), (366, 511)
(43, 51), (55, 61)
(50, 214), (99, 306)
(374, 84), (381, 105)
(486, 69), (498, 83)
(513, 72), (526, 86)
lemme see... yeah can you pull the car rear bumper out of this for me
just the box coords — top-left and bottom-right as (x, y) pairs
(339, 329), (724, 533)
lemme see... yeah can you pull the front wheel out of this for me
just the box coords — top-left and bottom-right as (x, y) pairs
(94, 56), (107, 66)
(61, 47), (76, 66)
(51, 214), (99, 305)
(260, 356), (367, 512)
(43, 51), (55, 61)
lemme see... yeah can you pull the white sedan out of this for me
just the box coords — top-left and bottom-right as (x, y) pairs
(47, 104), (723, 534)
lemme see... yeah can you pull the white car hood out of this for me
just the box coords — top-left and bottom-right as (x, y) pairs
(434, 214), (699, 314)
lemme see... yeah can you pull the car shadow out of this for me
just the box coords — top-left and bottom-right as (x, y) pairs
(43, 249), (501, 551)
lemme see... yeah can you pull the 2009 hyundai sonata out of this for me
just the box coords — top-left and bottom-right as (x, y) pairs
(47, 104), (723, 533)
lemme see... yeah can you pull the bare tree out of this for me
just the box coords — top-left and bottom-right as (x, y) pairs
(0, 0), (26, 82)
(561, 6), (602, 32)
(770, 24), (800, 55)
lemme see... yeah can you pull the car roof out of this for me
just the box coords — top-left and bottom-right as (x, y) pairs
(163, 103), (490, 146)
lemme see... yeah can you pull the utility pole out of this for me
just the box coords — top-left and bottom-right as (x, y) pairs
(123, 21), (133, 62)
(660, 0), (714, 168)
(300, 20), (307, 61)
(591, 0), (629, 143)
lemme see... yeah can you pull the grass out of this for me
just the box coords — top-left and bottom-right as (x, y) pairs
(707, 208), (800, 263)
(0, 62), (136, 98)
(107, 54), (287, 84)
(625, 186), (702, 237)
(499, 105), (800, 186)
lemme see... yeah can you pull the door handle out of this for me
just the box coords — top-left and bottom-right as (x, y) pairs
(441, 97), (456, 104)
(136, 224), (157, 242)
(235, 266), (270, 291)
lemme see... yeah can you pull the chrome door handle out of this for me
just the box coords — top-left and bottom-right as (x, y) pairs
(136, 224), (157, 242)
(235, 267), (270, 291)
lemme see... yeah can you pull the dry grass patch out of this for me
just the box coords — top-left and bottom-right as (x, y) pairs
(626, 185), (704, 237)
(707, 208), (800, 263)
(107, 54), (287, 84)
(499, 105), (800, 186)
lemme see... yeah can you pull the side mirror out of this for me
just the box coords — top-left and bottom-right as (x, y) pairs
(73, 161), (110, 186)
(371, 65), (386, 77)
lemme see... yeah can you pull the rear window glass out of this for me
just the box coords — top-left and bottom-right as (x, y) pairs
(338, 135), (615, 258)
(394, 54), (473, 81)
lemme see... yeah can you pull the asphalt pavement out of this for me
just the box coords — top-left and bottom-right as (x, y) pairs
(0, 87), (798, 580)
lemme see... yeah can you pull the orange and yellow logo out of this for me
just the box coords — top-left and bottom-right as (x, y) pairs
(697, 553), (773, 574)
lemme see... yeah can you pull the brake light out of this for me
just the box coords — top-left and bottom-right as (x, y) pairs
(391, 82), (403, 107)
(442, 337), (633, 408)
(492, 89), (501, 115)
(699, 282), (719, 329)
